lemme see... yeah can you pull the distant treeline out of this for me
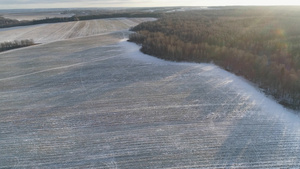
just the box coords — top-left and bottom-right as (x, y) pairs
(0, 17), (20, 27)
(0, 12), (161, 28)
(0, 39), (35, 52)
(129, 7), (300, 110)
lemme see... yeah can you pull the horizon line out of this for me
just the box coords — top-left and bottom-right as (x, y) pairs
(2, 5), (300, 10)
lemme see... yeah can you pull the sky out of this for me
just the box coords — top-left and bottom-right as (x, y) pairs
(1, 0), (300, 9)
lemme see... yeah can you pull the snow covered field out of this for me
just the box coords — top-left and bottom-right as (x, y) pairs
(0, 18), (155, 43)
(2, 12), (74, 21)
(1, 20), (300, 168)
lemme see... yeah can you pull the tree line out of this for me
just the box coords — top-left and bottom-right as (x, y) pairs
(129, 7), (300, 110)
(0, 39), (35, 52)
(0, 12), (161, 28)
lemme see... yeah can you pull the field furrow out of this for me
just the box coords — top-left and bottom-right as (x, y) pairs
(0, 19), (300, 168)
(0, 18), (155, 44)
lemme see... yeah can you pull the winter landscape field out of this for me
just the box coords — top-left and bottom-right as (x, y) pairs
(0, 18), (155, 43)
(1, 8), (300, 168)
(1, 12), (74, 21)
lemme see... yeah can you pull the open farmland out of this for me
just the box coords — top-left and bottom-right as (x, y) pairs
(0, 18), (155, 43)
(1, 12), (74, 21)
(1, 19), (300, 168)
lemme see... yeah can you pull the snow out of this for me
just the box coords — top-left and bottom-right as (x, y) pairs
(0, 18), (155, 44)
(1, 23), (300, 167)
(122, 39), (300, 133)
(2, 12), (75, 21)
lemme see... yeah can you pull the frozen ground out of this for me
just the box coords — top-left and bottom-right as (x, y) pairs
(2, 12), (74, 21)
(0, 18), (155, 44)
(1, 23), (300, 168)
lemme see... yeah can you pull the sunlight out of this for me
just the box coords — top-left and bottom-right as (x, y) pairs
(202, 0), (300, 6)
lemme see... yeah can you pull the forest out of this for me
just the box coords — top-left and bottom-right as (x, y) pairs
(0, 16), (21, 27)
(129, 7), (300, 109)
(0, 39), (35, 52)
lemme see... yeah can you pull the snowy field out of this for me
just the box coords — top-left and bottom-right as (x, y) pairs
(0, 18), (155, 43)
(1, 20), (300, 168)
(2, 12), (74, 21)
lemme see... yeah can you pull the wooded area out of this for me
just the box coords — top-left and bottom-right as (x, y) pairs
(129, 7), (300, 109)
(0, 39), (35, 52)
(0, 16), (21, 27)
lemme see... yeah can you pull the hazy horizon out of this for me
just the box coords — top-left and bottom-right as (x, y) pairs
(1, 0), (300, 10)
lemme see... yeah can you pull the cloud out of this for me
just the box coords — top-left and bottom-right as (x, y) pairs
(0, 0), (115, 9)
(2, 0), (300, 9)
(1, 0), (154, 9)
(2, 0), (143, 5)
